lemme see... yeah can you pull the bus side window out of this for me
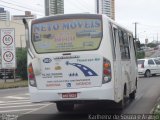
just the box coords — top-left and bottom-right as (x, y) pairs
(118, 29), (130, 60)
(129, 35), (137, 63)
(124, 33), (130, 59)
(113, 28), (117, 48)
(110, 23), (116, 60)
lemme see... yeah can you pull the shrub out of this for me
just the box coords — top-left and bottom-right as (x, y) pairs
(136, 51), (145, 59)
(16, 48), (27, 80)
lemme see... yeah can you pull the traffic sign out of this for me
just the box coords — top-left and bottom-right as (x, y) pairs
(0, 28), (16, 69)
(3, 35), (13, 46)
(3, 51), (14, 62)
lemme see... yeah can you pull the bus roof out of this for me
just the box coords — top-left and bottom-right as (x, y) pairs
(32, 14), (102, 24)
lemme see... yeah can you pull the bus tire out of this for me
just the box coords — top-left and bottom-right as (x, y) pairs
(129, 90), (136, 99)
(117, 85), (127, 110)
(56, 102), (74, 112)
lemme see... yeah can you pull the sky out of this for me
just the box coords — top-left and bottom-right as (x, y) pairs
(1, 0), (160, 43)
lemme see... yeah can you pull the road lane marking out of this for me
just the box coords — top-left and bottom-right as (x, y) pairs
(0, 101), (4, 103)
(5, 96), (28, 100)
(0, 104), (49, 109)
(0, 102), (31, 106)
(0, 100), (30, 103)
(0, 101), (49, 106)
(23, 103), (53, 114)
(0, 109), (37, 113)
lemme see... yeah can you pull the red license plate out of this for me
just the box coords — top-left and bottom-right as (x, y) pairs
(62, 93), (77, 98)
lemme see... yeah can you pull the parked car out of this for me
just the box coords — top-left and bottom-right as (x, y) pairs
(138, 58), (160, 77)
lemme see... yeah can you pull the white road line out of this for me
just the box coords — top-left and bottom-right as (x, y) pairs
(5, 96), (28, 100)
(0, 101), (4, 103)
(25, 93), (29, 95)
(0, 102), (49, 106)
(0, 102), (31, 106)
(3, 92), (29, 98)
(23, 103), (53, 114)
(0, 99), (30, 103)
(0, 109), (37, 113)
(0, 104), (49, 109)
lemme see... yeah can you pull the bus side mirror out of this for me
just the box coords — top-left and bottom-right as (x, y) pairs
(22, 18), (35, 58)
(22, 18), (28, 29)
(22, 18), (29, 49)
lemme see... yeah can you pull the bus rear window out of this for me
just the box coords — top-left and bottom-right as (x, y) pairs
(31, 18), (102, 53)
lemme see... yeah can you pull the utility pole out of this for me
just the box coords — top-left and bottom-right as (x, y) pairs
(133, 22), (138, 40)
(157, 33), (158, 44)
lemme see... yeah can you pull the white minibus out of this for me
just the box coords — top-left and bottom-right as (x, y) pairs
(23, 14), (138, 111)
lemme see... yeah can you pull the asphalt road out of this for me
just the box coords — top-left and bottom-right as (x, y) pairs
(0, 75), (160, 120)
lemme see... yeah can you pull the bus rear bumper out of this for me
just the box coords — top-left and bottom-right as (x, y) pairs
(29, 85), (115, 103)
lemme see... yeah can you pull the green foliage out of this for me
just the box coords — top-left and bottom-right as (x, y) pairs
(153, 105), (160, 120)
(147, 43), (157, 48)
(136, 51), (145, 59)
(16, 48), (27, 80)
(140, 43), (145, 47)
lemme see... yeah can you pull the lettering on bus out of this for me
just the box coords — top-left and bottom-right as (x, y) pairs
(77, 58), (100, 62)
(33, 20), (101, 32)
(46, 83), (61, 87)
(42, 73), (63, 78)
(76, 82), (91, 86)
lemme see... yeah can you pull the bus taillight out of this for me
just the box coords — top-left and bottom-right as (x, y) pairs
(28, 63), (37, 87)
(102, 58), (112, 84)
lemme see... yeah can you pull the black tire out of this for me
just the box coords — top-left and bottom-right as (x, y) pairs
(129, 90), (136, 99)
(117, 87), (127, 110)
(145, 70), (151, 78)
(56, 102), (74, 112)
(117, 99), (125, 110)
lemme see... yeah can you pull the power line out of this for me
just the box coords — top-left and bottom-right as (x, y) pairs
(139, 23), (160, 28)
(2, 0), (44, 10)
(0, 20), (24, 25)
(69, 0), (91, 13)
(0, 4), (44, 16)
(76, 0), (92, 12)
(0, 0), (44, 14)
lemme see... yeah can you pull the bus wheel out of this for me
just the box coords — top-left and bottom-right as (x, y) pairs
(56, 102), (74, 112)
(129, 90), (136, 99)
(117, 86), (127, 110)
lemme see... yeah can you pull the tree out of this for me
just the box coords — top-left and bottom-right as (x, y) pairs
(147, 43), (157, 48)
(16, 48), (27, 80)
(136, 51), (145, 59)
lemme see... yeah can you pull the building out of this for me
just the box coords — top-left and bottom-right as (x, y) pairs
(11, 11), (36, 21)
(95, 0), (115, 20)
(0, 7), (10, 21)
(45, 0), (64, 16)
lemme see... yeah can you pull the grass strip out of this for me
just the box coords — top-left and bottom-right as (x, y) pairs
(153, 104), (160, 120)
(0, 80), (28, 89)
